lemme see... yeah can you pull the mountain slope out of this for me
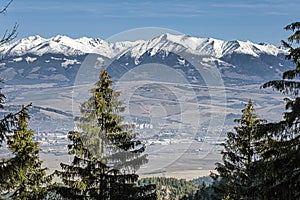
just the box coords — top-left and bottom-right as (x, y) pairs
(0, 33), (292, 86)
(0, 35), (139, 58)
(0, 33), (286, 59)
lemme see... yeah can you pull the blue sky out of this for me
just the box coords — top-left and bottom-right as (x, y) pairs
(1, 0), (299, 45)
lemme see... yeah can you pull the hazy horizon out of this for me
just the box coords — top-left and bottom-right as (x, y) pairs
(1, 0), (300, 45)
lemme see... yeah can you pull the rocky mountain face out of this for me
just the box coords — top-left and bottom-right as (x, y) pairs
(0, 33), (292, 86)
(0, 34), (292, 174)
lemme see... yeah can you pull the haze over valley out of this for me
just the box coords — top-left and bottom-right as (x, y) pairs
(0, 34), (290, 178)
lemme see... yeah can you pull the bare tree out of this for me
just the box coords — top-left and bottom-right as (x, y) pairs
(0, 0), (18, 46)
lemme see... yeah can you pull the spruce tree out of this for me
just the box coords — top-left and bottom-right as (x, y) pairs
(0, 2), (48, 198)
(53, 68), (156, 199)
(0, 80), (6, 145)
(0, 105), (48, 199)
(0, 0), (17, 146)
(259, 22), (300, 199)
(212, 100), (265, 200)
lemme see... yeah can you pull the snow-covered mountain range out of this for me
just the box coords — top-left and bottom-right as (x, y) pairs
(0, 33), (285, 58)
(0, 33), (292, 86)
(1, 34), (292, 174)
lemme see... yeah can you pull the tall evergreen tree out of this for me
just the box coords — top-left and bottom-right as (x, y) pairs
(259, 22), (300, 199)
(0, 80), (6, 145)
(0, 105), (48, 199)
(212, 100), (265, 200)
(210, 22), (300, 200)
(0, 3), (48, 198)
(0, 0), (17, 145)
(53, 68), (156, 199)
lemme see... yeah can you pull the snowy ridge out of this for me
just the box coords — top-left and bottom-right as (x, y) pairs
(0, 33), (286, 59)
(128, 33), (285, 58)
(0, 35), (140, 58)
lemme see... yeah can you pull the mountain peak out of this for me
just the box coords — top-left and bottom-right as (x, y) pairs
(51, 35), (72, 42)
(0, 34), (286, 59)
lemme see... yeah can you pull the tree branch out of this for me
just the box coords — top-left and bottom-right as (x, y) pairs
(0, 23), (18, 46)
(0, 0), (18, 58)
(0, 0), (13, 14)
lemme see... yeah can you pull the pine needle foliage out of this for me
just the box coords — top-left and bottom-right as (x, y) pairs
(259, 22), (300, 199)
(53, 68), (156, 199)
(0, 105), (48, 199)
(212, 100), (265, 200)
